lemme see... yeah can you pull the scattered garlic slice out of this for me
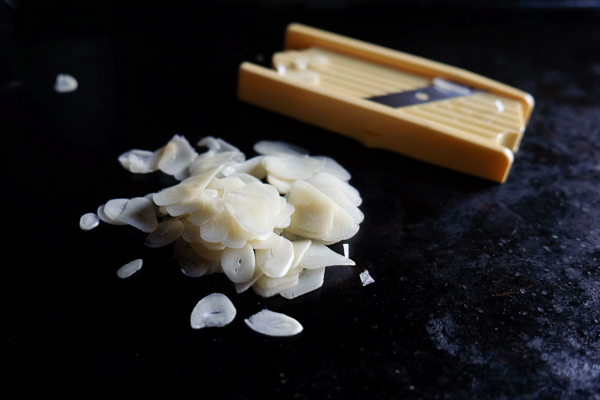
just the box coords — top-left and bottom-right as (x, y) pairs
(79, 213), (99, 231)
(360, 270), (375, 286)
(244, 309), (303, 337)
(118, 197), (159, 233)
(117, 259), (143, 279)
(190, 293), (236, 329)
(54, 73), (78, 93)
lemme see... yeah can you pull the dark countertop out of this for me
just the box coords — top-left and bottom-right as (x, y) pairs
(4, 2), (599, 399)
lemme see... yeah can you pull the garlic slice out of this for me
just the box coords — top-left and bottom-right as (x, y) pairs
(118, 197), (159, 233)
(244, 309), (303, 337)
(255, 237), (294, 278)
(79, 213), (99, 231)
(153, 165), (221, 207)
(220, 243), (255, 283)
(190, 293), (236, 329)
(254, 141), (308, 156)
(102, 198), (130, 225)
(118, 149), (160, 173)
(252, 272), (299, 298)
(158, 135), (198, 176)
(234, 266), (264, 294)
(280, 267), (325, 299)
(298, 242), (355, 269)
(117, 259), (143, 279)
(145, 219), (184, 248)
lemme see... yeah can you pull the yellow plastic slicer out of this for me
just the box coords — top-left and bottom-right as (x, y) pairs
(238, 23), (534, 183)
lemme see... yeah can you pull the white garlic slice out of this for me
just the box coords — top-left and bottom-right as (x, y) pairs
(263, 154), (322, 181)
(220, 243), (255, 283)
(266, 174), (292, 194)
(253, 141), (308, 156)
(290, 240), (312, 269)
(255, 237), (294, 278)
(244, 309), (303, 337)
(252, 272), (299, 298)
(312, 156), (351, 181)
(118, 149), (160, 173)
(223, 156), (267, 180)
(280, 267), (325, 299)
(97, 200), (128, 225)
(197, 136), (241, 154)
(306, 172), (361, 206)
(299, 242), (355, 269)
(190, 293), (236, 329)
(118, 197), (159, 233)
(145, 219), (184, 248)
(117, 259), (143, 279)
(234, 266), (264, 294)
(158, 135), (198, 176)
(79, 213), (99, 231)
(153, 165), (221, 207)
(54, 73), (78, 93)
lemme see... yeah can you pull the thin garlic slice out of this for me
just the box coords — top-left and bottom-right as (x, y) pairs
(252, 272), (299, 298)
(101, 198), (130, 225)
(221, 243), (255, 283)
(244, 309), (303, 337)
(145, 219), (184, 248)
(234, 266), (264, 294)
(280, 267), (325, 299)
(117, 259), (143, 279)
(118, 149), (160, 173)
(190, 293), (236, 329)
(255, 237), (294, 278)
(158, 135), (198, 176)
(253, 141), (308, 156)
(299, 242), (355, 269)
(153, 165), (221, 207)
(79, 213), (99, 231)
(118, 197), (159, 232)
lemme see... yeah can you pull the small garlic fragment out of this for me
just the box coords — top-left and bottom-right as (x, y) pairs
(360, 270), (375, 286)
(244, 309), (303, 337)
(79, 213), (99, 231)
(190, 293), (236, 329)
(117, 259), (143, 279)
(54, 73), (78, 93)
(118, 149), (160, 173)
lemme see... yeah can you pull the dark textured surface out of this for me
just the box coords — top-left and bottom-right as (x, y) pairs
(4, 2), (599, 399)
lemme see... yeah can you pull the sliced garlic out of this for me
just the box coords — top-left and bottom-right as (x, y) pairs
(234, 266), (264, 294)
(299, 242), (355, 269)
(158, 135), (198, 176)
(117, 259), (143, 279)
(118, 149), (160, 173)
(255, 237), (294, 278)
(254, 141), (308, 156)
(220, 243), (255, 283)
(145, 219), (184, 248)
(280, 267), (325, 299)
(244, 309), (303, 337)
(118, 197), (159, 233)
(79, 213), (99, 231)
(190, 293), (236, 329)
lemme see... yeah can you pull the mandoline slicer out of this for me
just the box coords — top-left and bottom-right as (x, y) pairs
(238, 23), (534, 183)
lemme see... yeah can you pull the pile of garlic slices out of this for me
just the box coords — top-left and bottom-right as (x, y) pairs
(83, 135), (362, 299)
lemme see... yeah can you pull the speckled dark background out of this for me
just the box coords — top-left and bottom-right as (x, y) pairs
(4, 1), (599, 399)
